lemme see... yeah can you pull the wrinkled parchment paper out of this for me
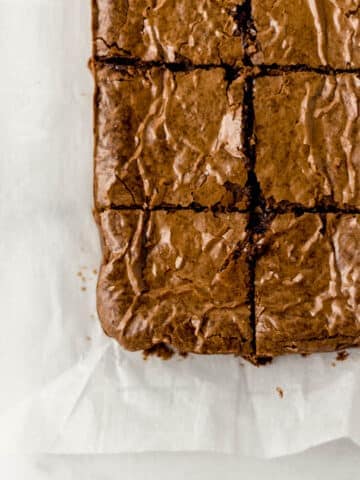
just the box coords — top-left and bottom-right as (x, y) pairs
(1, 0), (360, 459)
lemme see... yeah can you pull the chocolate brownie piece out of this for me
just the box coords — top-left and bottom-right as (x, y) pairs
(255, 213), (360, 356)
(97, 209), (252, 354)
(93, 0), (244, 66)
(254, 73), (360, 209)
(94, 63), (249, 209)
(252, 0), (360, 69)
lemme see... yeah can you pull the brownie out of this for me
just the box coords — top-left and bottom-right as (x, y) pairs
(94, 63), (249, 209)
(252, 0), (360, 69)
(92, 0), (244, 66)
(255, 213), (360, 356)
(93, 2), (360, 361)
(97, 209), (252, 354)
(254, 73), (360, 209)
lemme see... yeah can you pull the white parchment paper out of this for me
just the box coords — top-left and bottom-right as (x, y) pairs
(1, 0), (359, 459)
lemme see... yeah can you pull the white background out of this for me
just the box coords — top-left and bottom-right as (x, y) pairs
(1, 0), (359, 476)
(2, 439), (360, 479)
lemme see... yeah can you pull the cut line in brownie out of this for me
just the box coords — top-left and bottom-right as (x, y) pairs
(97, 209), (253, 355)
(254, 72), (360, 210)
(94, 62), (249, 210)
(255, 213), (360, 357)
(251, 0), (360, 69)
(92, 0), (245, 67)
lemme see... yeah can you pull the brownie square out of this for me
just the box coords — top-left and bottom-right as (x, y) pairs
(252, 0), (360, 69)
(93, 0), (244, 66)
(94, 63), (249, 209)
(254, 73), (360, 209)
(97, 209), (252, 354)
(256, 213), (360, 356)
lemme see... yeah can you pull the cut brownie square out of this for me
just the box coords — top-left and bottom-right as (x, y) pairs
(254, 73), (360, 209)
(94, 63), (249, 209)
(255, 213), (360, 356)
(97, 209), (252, 354)
(93, 0), (244, 66)
(252, 0), (360, 69)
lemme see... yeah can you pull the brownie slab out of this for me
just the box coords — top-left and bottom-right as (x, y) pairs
(94, 63), (249, 209)
(93, 0), (244, 66)
(97, 210), (252, 354)
(252, 0), (360, 69)
(256, 213), (360, 356)
(255, 73), (360, 209)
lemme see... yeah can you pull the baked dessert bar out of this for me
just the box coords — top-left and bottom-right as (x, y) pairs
(252, 0), (360, 69)
(254, 72), (360, 209)
(94, 62), (249, 210)
(92, 1), (360, 361)
(93, 0), (245, 66)
(255, 213), (360, 356)
(97, 209), (252, 354)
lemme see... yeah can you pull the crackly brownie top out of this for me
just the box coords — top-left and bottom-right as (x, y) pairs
(94, 63), (249, 209)
(256, 213), (360, 356)
(255, 72), (360, 209)
(93, 1), (360, 361)
(252, 0), (360, 69)
(97, 209), (252, 354)
(93, 0), (245, 66)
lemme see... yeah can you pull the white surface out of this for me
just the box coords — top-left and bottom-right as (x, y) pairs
(2, 440), (360, 480)
(1, 0), (360, 460)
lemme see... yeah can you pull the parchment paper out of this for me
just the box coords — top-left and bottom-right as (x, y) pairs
(1, 0), (359, 459)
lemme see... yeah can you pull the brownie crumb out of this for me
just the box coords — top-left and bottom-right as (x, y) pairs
(336, 350), (349, 362)
(143, 343), (175, 360)
(276, 387), (284, 398)
(81, 286), (87, 292)
(256, 355), (273, 366)
(241, 354), (273, 366)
